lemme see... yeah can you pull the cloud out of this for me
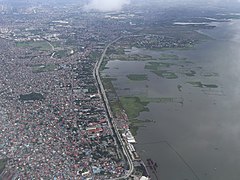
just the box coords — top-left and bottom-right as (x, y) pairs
(84, 0), (130, 12)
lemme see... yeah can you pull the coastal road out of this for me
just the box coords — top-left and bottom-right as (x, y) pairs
(94, 37), (134, 179)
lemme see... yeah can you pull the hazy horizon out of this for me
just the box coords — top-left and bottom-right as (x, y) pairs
(1, 0), (240, 12)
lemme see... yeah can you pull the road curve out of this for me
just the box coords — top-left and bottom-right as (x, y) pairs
(93, 37), (134, 180)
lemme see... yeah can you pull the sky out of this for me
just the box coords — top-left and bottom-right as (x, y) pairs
(84, 0), (130, 12)
(83, 0), (240, 12)
(1, 0), (240, 12)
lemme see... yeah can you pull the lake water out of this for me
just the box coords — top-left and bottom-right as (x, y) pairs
(103, 19), (240, 180)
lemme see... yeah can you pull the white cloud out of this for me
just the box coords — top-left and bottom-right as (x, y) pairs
(84, 0), (130, 12)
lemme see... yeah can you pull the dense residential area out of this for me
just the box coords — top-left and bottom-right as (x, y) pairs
(0, 3), (143, 179)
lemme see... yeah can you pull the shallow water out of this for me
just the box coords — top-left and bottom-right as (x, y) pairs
(103, 19), (240, 180)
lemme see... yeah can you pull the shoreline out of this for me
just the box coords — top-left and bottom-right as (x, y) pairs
(94, 37), (138, 179)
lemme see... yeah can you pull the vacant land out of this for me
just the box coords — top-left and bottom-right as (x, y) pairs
(31, 64), (59, 73)
(19, 92), (45, 101)
(0, 159), (7, 174)
(16, 41), (52, 51)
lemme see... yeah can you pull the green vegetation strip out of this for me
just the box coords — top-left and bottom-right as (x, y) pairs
(127, 74), (148, 81)
(102, 78), (117, 92)
(187, 81), (218, 88)
(0, 159), (7, 174)
(100, 60), (109, 71)
(139, 96), (175, 103)
(151, 70), (178, 79)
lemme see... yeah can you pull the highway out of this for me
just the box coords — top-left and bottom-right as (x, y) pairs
(93, 37), (134, 180)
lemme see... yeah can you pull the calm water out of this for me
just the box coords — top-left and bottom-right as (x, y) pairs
(103, 19), (240, 180)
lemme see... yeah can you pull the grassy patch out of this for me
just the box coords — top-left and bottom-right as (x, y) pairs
(16, 41), (52, 51)
(187, 81), (218, 88)
(203, 72), (219, 77)
(110, 100), (122, 116)
(145, 62), (174, 70)
(107, 46), (125, 55)
(187, 81), (204, 88)
(53, 50), (68, 58)
(129, 122), (146, 136)
(119, 96), (176, 119)
(127, 74), (148, 81)
(20, 92), (45, 101)
(139, 96), (175, 103)
(159, 53), (179, 60)
(110, 54), (156, 61)
(0, 159), (7, 174)
(102, 78), (117, 92)
(100, 60), (109, 71)
(89, 51), (101, 61)
(119, 96), (175, 135)
(152, 70), (178, 79)
(204, 84), (218, 88)
(31, 64), (59, 73)
(144, 62), (178, 79)
(119, 97), (149, 119)
(185, 70), (196, 77)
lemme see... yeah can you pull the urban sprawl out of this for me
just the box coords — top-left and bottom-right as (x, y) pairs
(0, 2), (214, 179)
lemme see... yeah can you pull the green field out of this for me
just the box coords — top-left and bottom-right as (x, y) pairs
(119, 96), (149, 136)
(0, 159), (7, 174)
(119, 97), (149, 119)
(118, 96), (177, 135)
(16, 41), (53, 51)
(53, 50), (68, 58)
(127, 74), (148, 81)
(31, 64), (59, 73)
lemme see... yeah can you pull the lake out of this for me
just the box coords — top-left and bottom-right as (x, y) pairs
(103, 19), (240, 180)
